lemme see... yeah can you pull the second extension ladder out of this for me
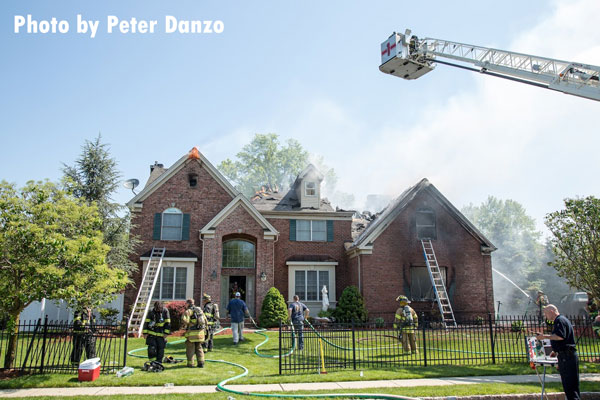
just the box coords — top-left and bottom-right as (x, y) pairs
(421, 239), (456, 327)
(127, 247), (166, 337)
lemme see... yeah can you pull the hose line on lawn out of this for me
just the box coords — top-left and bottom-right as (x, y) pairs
(128, 324), (419, 400)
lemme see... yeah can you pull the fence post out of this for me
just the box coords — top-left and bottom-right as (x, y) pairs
(351, 320), (356, 370)
(123, 318), (129, 367)
(421, 312), (427, 367)
(40, 315), (48, 373)
(278, 320), (282, 375)
(488, 313), (495, 364)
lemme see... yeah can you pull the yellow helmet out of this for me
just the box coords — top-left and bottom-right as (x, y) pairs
(203, 293), (211, 301)
(396, 295), (410, 304)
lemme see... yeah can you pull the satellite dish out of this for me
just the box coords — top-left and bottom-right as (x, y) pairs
(123, 178), (139, 195)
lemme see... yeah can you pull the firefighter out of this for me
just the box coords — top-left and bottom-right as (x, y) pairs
(535, 290), (549, 323)
(143, 301), (170, 366)
(181, 298), (208, 368)
(70, 307), (96, 364)
(394, 295), (418, 354)
(202, 293), (220, 352)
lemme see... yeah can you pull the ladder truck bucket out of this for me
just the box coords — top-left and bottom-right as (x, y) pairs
(379, 32), (434, 80)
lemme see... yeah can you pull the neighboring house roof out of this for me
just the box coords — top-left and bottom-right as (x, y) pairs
(126, 147), (238, 211)
(251, 188), (336, 212)
(200, 194), (279, 240)
(348, 178), (496, 254)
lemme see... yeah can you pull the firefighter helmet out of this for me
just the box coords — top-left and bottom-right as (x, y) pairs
(396, 295), (410, 304)
(203, 293), (211, 301)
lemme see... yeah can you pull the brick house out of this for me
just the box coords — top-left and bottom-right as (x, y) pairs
(124, 147), (495, 320)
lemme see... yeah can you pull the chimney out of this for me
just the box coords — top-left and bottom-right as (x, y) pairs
(150, 161), (164, 173)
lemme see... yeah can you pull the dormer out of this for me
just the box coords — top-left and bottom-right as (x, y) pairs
(294, 164), (324, 209)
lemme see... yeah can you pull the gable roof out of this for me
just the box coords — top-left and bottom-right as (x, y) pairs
(200, 194), (279, 240)
(126, 147), (238, 211)
(349, 178), (496, 253)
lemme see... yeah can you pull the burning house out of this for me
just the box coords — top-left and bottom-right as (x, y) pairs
(124, 147), (495, 326)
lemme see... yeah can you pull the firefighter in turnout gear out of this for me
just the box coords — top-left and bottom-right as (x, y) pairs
(394, 295), (418, 354)
(70, 307), (96, 364)
(143, 301), (171, 365)
(202, 293), (220, 352)
(181, 298), (208, 368)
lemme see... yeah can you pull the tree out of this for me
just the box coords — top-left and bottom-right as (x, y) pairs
(218, 133), (309, 197)
(545, 196), (600, 304)
(259, 287), (289, 328)
(462, 196), (569, 314)
(0, 181), (128, 368)
(333, 286), (368, 323)
(62, 135), (138, 274)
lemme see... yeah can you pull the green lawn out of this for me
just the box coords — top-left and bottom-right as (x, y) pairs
(2, 330), (600, 391)
(3, 382), (600, 400)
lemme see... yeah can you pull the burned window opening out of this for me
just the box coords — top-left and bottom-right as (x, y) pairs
(416, 208), (436, 239)
(188, 174), (198, 188)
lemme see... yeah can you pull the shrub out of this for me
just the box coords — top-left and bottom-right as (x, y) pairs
(511, 320), (524, 332)
(99, 307), (120, 324)
(318, 309), (333, 318)
(375, 317), (385, 328)
(165, 301), (187, 331)
(333, 286), (368, 323)
(259, 287), (289, 328)
(474, 316), (484, 326)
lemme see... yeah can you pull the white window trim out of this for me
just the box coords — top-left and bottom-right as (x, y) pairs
(142, 260), (195, 300)
(161, 208), (183, 241)
(296, 220), (327, 242)
(305, 181), (316, 197)
(287, 262), (337, 303)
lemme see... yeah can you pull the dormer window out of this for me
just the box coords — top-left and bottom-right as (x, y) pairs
(305, 181), (316, 196)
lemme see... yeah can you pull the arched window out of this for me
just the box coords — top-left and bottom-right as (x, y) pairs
(222, 240), (255, 269)
(162, 208), (183, 240)
(416, 208), (436, 239)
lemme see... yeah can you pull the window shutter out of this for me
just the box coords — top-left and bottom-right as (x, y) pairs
(182, 214), (191, 241)
(327, 220), (334, 242)
(289, 220), (296, 241)
(153, 213), (162, 240)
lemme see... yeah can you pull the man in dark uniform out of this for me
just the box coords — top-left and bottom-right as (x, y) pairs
(536, 304), (580, 400)
(143, 301), (171, 365)
(70, 307), (96, 364)
(202, 293), (220, 352)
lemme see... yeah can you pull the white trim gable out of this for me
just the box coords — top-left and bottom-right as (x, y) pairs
(200, 194), (279, 240)
(126, 147), (238, 211)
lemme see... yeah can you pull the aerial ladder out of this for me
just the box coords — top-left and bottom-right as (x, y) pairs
(379, 30), (600, 102)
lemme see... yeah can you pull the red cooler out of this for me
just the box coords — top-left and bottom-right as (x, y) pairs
(78, 358), (101, 381)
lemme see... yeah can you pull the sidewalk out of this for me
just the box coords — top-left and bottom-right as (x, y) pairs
(1, 373), (599, 398)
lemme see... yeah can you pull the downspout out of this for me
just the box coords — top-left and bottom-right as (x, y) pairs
(199, 233), (205, 301)
(357, 254), (362, 295)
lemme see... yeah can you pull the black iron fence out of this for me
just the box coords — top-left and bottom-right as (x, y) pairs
(0, 316), (128, 374)
(279, 314), (600, 374)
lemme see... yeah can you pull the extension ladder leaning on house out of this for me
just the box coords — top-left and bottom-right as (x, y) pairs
(127, 247), (166, 337)
(421, 239), (457, 327)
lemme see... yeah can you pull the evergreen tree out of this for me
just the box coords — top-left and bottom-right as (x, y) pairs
(259, 287), (289, 328)
(62, 135), (138, 274)
(333, 286), (368, 323)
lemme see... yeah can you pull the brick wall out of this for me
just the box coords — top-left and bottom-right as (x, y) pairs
(268, 218), (353, 303)
(358, 190), (494, 317)
(125, 159), (234, 314)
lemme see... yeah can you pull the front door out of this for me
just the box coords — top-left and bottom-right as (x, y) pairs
(221, 276), (255, 317)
